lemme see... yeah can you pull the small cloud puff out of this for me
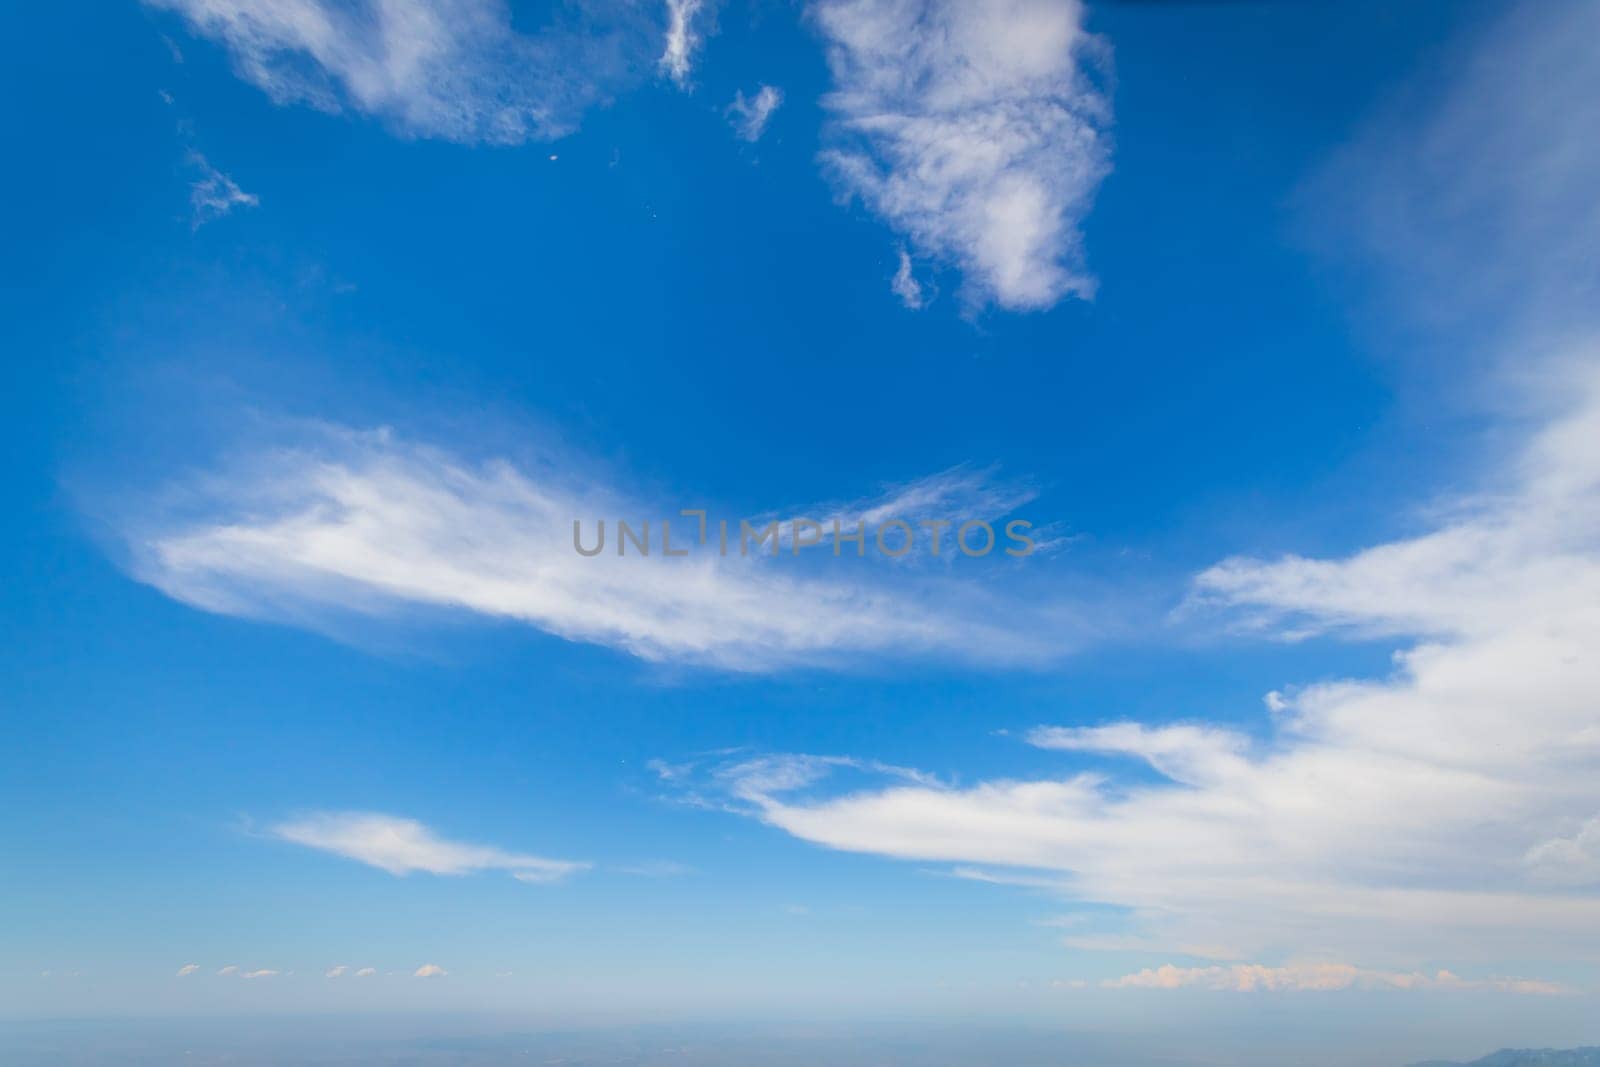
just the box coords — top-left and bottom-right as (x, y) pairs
(176, 963), (200, 977)
(186, 150), (258, 228)
(728, 85), (783, 142)
(414, 964), (448, 978)
(891, 249), (923, 309)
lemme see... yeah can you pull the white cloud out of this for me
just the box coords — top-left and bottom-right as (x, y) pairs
(175, 963), (200, 977)
(813, 0), (1111, 310)
(659, 0), (705, 87)
(147, 0), (652, 144)
(890, 248), (923, 309)
(271, 811), (588, 883)
(413, 963), (448, 978)
(187, 151), (257, 227)
(1104, 963), (1566, 996)
(354, 967), (376, 977)
(217, 965), (238, 976)
(240, 969), (278, 979)
(662, 0), (1600, 976)
(116, 426), (1066, 671)
(689, 363), (1600, 964)
(324, 964), (348, 978)
(744, 461), (1048, 560)
(1027, 722), (1253, 788)
(1524, 815), (1600, 887)
(728, 84), (782, 141)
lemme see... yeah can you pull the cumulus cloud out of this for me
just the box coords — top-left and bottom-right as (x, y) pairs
(187, 151), (257, 227)
(114, 426), (1068, 671)
(217, 965), (238, 976)
(355, 967), (376, 977)
(728, 84), (782, 141)
(240, 969), (278, 979)
(324, 965), (348, 978)
(813, 0), (1111, 310)
(271, 811), (588, 883)
(175, 963), (200, 977)
(659, 0), (706, 86)
(146, 0), (654, 144)
(1105, 963), (1566, 996)
(413, 963), (448, 978)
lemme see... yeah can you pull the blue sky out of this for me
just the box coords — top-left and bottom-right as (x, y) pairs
(4, 1), (1600, 1062)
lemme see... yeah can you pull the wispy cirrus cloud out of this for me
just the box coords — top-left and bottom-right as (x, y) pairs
(271, 811), (588, 883)
(111, 426), (1076, 671)
(728, 84), (782, 141)
(813, 0), (1112, 310)
(187, 150), (257, 227)
(175, 963), (200, 977)
(890, 248), (923, 309)
(146, 0), (657, 144)
(744, 462), (1058, 560)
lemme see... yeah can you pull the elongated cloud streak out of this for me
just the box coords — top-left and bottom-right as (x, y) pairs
(1105, 963), (1565, 996)
(659, 0), (705, 86)
(117, 429), (1066, 670)
(272, 811), (587, 883)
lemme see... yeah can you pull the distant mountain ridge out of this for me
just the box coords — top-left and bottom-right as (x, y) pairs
(1409, 1050), (1600, 1067)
